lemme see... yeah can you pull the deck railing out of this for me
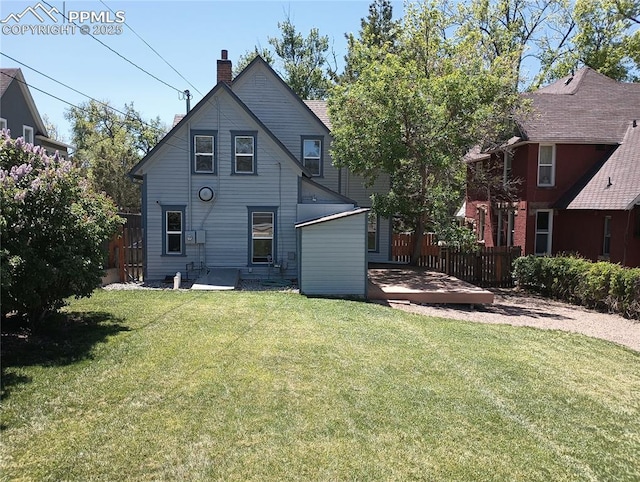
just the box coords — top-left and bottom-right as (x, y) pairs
(391, 233), (522, 287)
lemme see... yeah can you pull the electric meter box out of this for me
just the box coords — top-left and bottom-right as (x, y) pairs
(185, 231), (196, 245)
(196, 230), (206, 244)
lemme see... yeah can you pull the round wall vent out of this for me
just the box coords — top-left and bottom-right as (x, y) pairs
(198, 186), (215, 202)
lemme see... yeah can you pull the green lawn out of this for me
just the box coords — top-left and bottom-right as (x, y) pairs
(2, 290), (639, 481)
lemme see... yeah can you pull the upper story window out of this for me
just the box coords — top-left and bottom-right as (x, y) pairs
(0, 118), (7, 131)
(191, 130), (217, 174)
(23, 125), (34, 144)
(301, 137), (323, 176)
(232, 131), (256, 174)
(537, 144), (556, 187)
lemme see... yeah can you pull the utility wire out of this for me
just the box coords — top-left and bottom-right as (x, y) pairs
(0, 53), (166, 135)
(99, 0), (203, 96)
(0, 70), (189, 155)
(41, 0), (184, 95)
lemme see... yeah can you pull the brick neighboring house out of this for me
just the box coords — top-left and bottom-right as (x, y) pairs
(465, 68), (640, 267)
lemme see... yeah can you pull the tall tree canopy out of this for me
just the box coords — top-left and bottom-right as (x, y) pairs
(233, 15), (334, 99)
(66, 101), (165, 211)
(330, 1), (521, 263)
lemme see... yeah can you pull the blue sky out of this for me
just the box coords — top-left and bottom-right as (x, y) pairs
(1, 0), (398, 141)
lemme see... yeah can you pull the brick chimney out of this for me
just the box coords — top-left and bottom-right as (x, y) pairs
(217, 50), (232, 85)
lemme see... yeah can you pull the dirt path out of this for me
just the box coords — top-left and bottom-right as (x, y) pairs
(385, 290), (640, 352)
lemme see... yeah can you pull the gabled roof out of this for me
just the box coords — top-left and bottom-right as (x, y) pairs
(130, 81), (311, 179)
(560, 122), (640, 210)
(233, 56), (332, 135)
(519, 68), (640, 144)
(0, 67), (48, 137)
(304, 100), (331, 130)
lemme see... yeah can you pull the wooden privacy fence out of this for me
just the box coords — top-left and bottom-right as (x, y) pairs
(392, 233), (522, 287)
(105, 213), (144, 282)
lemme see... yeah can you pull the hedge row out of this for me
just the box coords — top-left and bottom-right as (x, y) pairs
(512, 255), (640, 320)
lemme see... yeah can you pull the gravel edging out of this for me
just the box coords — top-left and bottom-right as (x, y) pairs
(384, 290), (640, 352)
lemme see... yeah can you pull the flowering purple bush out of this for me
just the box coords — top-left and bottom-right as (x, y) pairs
(1, 131), (123, 325)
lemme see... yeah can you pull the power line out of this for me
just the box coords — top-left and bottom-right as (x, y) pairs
(40, 0), (184, 95)
(99, 0), (203, 96)
(0, 53), (166, 135)
(0, 70), (189, 155)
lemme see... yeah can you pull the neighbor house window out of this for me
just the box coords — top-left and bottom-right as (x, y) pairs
(249, 207), (277, 264)
(23, 125), (34, 144)
(0, 118), (7, 131)
(162, 206), (185, 256)
(535, 210), (553, 255)
(191, 130), (216, 174)
(602, 216), (612, 257)
(368, 212), (378, 252)
(232, 131), (256, 174)
(301, 137), (323, 176)
(503, 151), (512, 186)
(537, 144), (556, 187)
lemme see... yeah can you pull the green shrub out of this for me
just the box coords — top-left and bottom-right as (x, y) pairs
(513, 255), (640, 320)
(1, 132), (123, 326)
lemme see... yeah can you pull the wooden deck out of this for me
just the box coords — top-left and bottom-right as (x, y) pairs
(368, 265), (494, 305)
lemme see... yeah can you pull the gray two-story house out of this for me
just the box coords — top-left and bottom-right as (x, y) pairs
(130, 51), (391, 296)
(0, 68), (70, 158)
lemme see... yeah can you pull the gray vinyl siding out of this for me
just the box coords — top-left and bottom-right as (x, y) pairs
(298, 213), (367, 297)
(141, 90), (301, 280)
(1, 79), (40, 140)
(232, 62), (341, 193)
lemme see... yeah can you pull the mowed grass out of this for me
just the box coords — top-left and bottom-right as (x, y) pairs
(1, 290), (639, 481)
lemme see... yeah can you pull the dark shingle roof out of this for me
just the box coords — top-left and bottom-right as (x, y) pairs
(519, 68), (640, 144)
(0, 68), (20, 96)
(563, 122), (640, 210)
(303, 100), (331, 130)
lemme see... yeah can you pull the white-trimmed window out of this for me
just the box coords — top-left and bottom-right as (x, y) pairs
(193, 132), (215, 173)
(164, 208), (184, 255)
(251, 210), (275, 264)
(23, 125), (34, 144)
(537, 144), (556, 187)
(368, 212), (378, 252)
(0, 118), (7, 131)
(302, 138), (322, 176)
(535, 210), (553, 255)
(234, 134), (255, 174)
(602, 216), (612, 257)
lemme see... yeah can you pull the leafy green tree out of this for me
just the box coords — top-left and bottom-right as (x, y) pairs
(539, 0), (640, 83)
(454, 0), (575, 89)
(343, 0), (399, 82)
(329, 2), (520, 264)
(268, 16), (333, 99)
(0, 132), (123, 326)
(233, 47), (275, 78)
(66, 100), (165, 211)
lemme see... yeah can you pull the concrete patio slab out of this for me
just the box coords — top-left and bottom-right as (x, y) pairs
(191, 268), (240, 291)
(368, 265), (494, 305)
